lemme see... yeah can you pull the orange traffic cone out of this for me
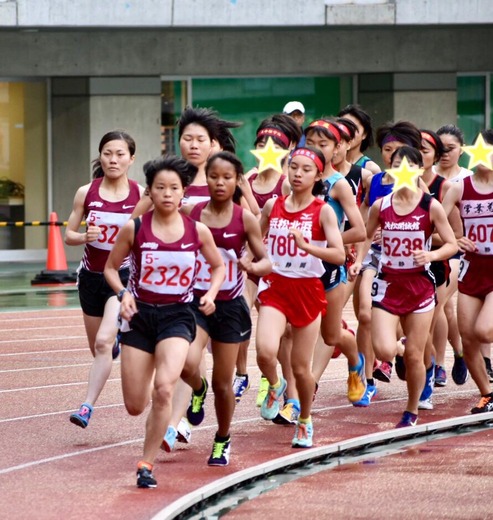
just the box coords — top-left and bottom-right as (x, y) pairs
(31, 212), (77, 285)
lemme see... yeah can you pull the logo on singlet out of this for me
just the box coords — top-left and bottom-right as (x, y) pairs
(412, 215), (425, 221)
(181, 243), (194, 249)
(88, 201), (103, 208)
(122, 204), (135, 209)
(300, 213), (312, 221)
(223, 232), (237, 238)
(142, 242), (159, 249)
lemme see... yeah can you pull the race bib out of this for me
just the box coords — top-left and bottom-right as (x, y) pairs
(139, 250), (195, 294)
(86, 210), (130, 251)
(194, 248), (238, 291)
(381, 230), (425, 269)
(371, 276), (388, 303)
(464, 218), (493, 255)
(457, 257), (470, 282)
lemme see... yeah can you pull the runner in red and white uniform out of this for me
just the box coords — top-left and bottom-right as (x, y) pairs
(360, 146), (457, 427)
(176, 151), (271, 466)
(256, 146), (345, 448)
(65, 130), (145, 430)
(441, 129), (493, 414)
(104, 155), (225, 488)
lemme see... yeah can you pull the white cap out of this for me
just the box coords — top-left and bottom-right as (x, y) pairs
(283, 101), (305, 114)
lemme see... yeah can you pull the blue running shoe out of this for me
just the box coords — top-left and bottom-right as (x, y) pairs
(396, 411), (418, 428)
(207, 437), (231, 466)
(292, 421), (313, 448)
(353, 384), (378, 407)
(232, 374), (250, 403)
(260, 377), (287, 420)
(161, 426), (177, 453)
(420, 362), (435, 402)
(434, 364), (447, 387)
(136, 463), (157, 488)
(347, 352), (367, 402)
(69, 403), (93, 428)
(452, 354), (469, 385)
(187, 377), (208, 426)
(112, 331), (121, 360)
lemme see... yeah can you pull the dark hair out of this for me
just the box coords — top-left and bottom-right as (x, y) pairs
(481, 129), (493, 146)
(420, 129), (445, 161)
(336, 117), (358, 141)
(177, 106), (220, 141)
(215, 118), (242, 153)
(289, 145), (327, 196)
(390, 145), (424, 168)
(338, 104), (374, 151)
(304, 118), (341, 144)
(436, 124), (465, 146)
(91, 130), (136, 179)
(376, 120), (422, 150)
(254, 114), (302, 148)
(206, 151), (244, 203)
(143, 155), (198, 189)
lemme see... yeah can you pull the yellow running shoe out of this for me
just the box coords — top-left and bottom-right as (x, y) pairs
(256, 376), (269, 407)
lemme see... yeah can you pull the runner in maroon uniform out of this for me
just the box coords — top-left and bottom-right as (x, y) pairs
(176, 151), (271, 466)
(256, 146), (345, 448)
(362, 147), (457, 427)
(441, 129), (493, 414)
(65, 131), (144, 429)
(104, 155), (225, 488)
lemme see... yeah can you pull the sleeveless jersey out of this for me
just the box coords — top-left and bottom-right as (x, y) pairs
(248, 172), (286, 210)
(182, 184), (210, 206)
(267, 196), (327, 278)
(378, 192), (434, 275)
(321, 172), (345, 230)
(460, 176), (493, 257)
(189, 202), (247, 300)
(433, 165), (473, 183)
(427, 173), (447, 202)
(345, 163), (364, 208)
(127, 211), (201, 304)
(81, 177), (141, 272)
(355, 155), (372, 169)
(369, 171), (393, 207)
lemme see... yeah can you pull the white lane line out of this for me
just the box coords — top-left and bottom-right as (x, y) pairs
(0, 378), (120, 394)
(0, 325), (84, 332)
(0, 335), (85, 344)
(0, 362), (94, 373)
(0, 403), (124, 423)
(0, 315), (79, 322)
(0, 348), (87, 357)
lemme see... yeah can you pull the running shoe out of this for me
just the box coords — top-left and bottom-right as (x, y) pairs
(273, 401), (300, 425)
(347, 352), (367, 403)
(452, 354), (469, 385)
(207, 437), (231, 466)
(136, 462), (157, 489)
(112, 331), (121, 360)
(420, 362), (435, 403)
(69, 403), (93, 429)
(161, 426), (177, 453)
(471, 394), (493, 414)
(395, 354), (406, 381)
(176, 417), (192, 444)
(434, 365), (447, 387)
(186, 377), (208, 426)
(353, 384), (377, 407)
(292, 421), (313, 448)
(373, 361), (392, 383)
(256, 376), (269, 408)
(396, 411), (418, 428)
(418, 397), (434, 410)
(232, 374), (250, 403)
(260, 377), (287, 420)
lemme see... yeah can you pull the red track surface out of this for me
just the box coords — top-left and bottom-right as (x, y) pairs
(0, 307), (489, 519)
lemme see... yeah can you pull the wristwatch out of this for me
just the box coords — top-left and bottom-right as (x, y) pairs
(117, 288), (128, 302)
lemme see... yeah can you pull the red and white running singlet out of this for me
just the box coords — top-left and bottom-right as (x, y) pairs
(266, 196), (327, 279)
(248, 172), (286, 210)
(127, 212), (201, 305)
(81, 177), (141, 272)
(460, 176), (493, 257)
(378, 193), (434, 275)
(181, 184), (210, 206)
(189, 202), (247, 301)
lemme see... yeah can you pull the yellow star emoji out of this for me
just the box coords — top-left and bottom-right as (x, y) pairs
(386, 156), (424, 193)
(250, 137), (289, 174)
(461, 134), (493, 169)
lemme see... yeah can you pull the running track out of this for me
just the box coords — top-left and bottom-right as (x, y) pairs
(0, 307), (490, 519)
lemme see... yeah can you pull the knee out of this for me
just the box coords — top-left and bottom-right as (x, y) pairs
(124, 401), (146, 416)
(93, 334), (114, 356)
(321, 326), (341, 347)
(152, 382), (173, 408)
(357, 308), (372, 327)
(475, 324), (493, 344)
(211, 377), (230, 397)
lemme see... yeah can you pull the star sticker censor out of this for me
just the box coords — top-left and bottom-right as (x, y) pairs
(386, 156), (424, 194)
(461, 134), (493, 169)
(250, 137), (289, 174)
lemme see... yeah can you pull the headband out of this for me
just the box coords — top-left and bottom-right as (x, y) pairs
(421, 131), (437, 148)
(291, 147), (325, 172)
(308, 120), (341, 143)
(257, 127), (290, 148)
(336, 122), (351, 140)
